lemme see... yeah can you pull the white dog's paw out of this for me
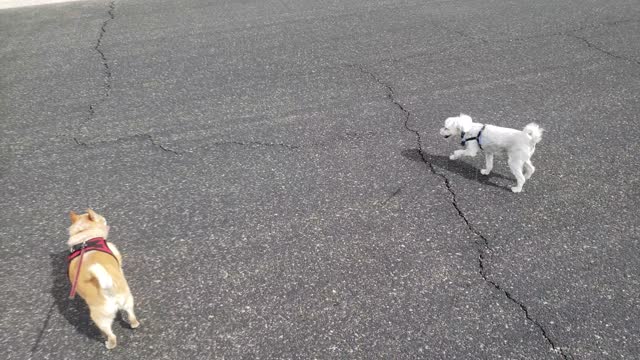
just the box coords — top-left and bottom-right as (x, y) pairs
(511, 186), (522, 193)
(480, 169), (491, 175)
(449, 154), (458, 160)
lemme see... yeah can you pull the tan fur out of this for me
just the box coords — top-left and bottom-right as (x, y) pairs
(67, 209), (139, 349)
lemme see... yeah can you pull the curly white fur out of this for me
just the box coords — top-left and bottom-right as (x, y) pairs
(440, 114), (543, 193)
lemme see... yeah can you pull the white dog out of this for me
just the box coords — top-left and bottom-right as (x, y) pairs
(440, 114), (543, 193)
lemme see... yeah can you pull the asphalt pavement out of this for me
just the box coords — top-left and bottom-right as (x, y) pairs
(1, 0), (639, 359)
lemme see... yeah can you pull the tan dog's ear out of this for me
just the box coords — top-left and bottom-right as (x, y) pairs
(87, 208), (98, 221)
(69, 211), (80, 223)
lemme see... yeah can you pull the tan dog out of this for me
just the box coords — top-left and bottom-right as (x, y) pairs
(67, 209), (139, 349)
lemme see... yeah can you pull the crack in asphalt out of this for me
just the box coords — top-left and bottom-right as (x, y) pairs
(96, 1), (115, 98)
(571, 18), (639, 33)
(73, 136), (300, 154)
(148, 135), (181, 155)
(351, 64), (569, 359)
(73, 134), (181, 155)
(434, 23), (489, 44)
(480, 262), (570, 359)
(208, 141), (300, 150)
(511, 18), (639, 42)
(81, 0), (115, 127)
(567, 33), (640, 66)
(380, 186), (403, 206)
(510, 19), (640, 67)
(387, 18), (638, 67)
(72, 137), (87, 146)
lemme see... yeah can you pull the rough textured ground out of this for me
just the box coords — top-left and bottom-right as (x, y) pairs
(1, 0), (639, 359)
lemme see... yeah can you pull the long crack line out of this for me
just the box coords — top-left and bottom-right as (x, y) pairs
(95, 1), (115, 97)
(147, 134), (181, 155)
(568, 33), (640, 66)
(73, 133), (181, 155)
(352, 64), (569, 359)
(74, 135), (299, 153)
(478, 250), (569, 359)
(82, 0), (115, 125)
(348, 64), (489, 246)
(209, 141), (300, 150)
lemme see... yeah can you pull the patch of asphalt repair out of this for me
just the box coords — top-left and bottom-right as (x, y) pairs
(349, 64), (571, 360)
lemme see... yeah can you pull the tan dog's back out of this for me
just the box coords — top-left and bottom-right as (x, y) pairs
(67, 248), (128, 307)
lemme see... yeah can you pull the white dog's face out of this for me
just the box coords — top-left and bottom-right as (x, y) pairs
(440, 115), (471, 139)
(440, 114), (473, 139)
(440, 117), (459, 138)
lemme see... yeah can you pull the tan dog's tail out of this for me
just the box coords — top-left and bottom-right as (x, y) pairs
(89, 264), (113, 290)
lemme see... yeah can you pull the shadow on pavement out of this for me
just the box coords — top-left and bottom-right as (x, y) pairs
(401, 148), (512, 192)
(50, 252), (102, 342)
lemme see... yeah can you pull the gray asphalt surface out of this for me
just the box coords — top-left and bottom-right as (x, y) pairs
(1, 0), (639, 359)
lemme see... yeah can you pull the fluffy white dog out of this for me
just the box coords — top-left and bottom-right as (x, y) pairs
(440, 114), (543, 193)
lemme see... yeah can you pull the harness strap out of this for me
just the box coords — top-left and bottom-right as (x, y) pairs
(68, 237), (117, 262)
(68, 244), (87, 299)
(460, 125), (486, 150)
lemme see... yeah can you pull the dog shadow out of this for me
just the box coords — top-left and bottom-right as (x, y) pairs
(401, 148), (513, 191)
(50, 252), (102, 342)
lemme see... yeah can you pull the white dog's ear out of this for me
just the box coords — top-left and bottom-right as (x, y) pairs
(458, 114), (473, 133)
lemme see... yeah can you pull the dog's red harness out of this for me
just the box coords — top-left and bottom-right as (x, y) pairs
(68, 237), (115, 262)
(68, 237), (117, 299)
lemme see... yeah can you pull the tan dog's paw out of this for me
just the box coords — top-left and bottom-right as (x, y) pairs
(130, 320), (140, 329)
(105, 336), (117, 349)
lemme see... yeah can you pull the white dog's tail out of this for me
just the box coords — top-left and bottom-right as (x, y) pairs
(89, 264), (113, 290)
(523, 123), (543, 144)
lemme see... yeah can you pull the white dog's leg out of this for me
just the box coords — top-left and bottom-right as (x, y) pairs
(481, 153), (494, 175)
(508, 158), (526, 193)
(523, 160), (535, 179)
(450, 148), (478, 160)
(449, 149), (465, 160)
